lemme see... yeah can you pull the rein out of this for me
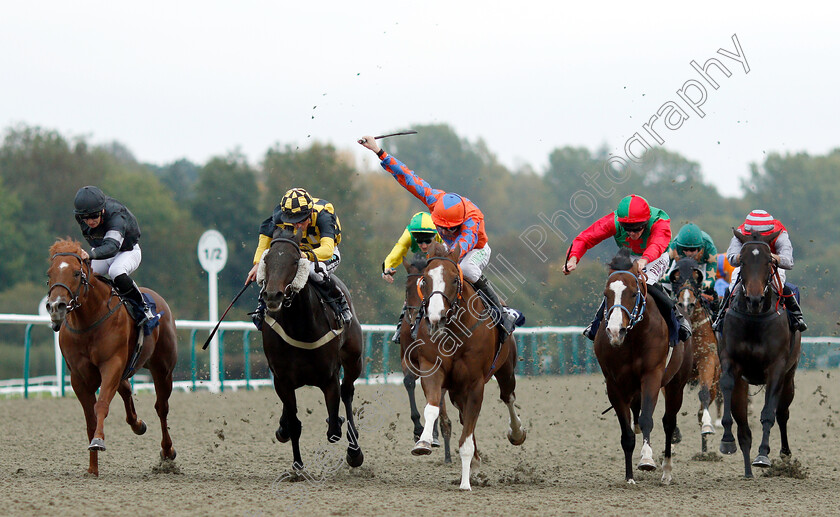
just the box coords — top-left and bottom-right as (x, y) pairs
(605, 270), (647, 330)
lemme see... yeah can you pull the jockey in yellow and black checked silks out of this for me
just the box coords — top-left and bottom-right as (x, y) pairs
(252, 188), (342, 264)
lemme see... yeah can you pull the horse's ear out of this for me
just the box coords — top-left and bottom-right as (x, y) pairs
(762, 229), (782, 243)
(669, 270), (680, 284)
(692, 269), (703, 285)
(733, 227), (749, 243)
(448, 243), (462, 261)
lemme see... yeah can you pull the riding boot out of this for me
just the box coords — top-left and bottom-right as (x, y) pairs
(647, 282), (689, 346)
(316, 275), (353, 323)
(473, 275), (520, 336)
(583, 298), (606, 341)
(782, 286), (808, 332)
(113, 273), (154, 326)
(712, 286), (732, 332)
(392, 311), (405, 344)
(250, 299), (266, 331)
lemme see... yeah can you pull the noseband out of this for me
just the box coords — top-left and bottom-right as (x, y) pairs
(605, 270), (647, 331)
(417, 256), (464, 322)
(47, 252), (90, 312)
(266, 237), (303, 308)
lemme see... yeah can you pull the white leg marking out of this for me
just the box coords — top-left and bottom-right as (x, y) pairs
(418, 404), (439, 444)
(641, 441), (653, 463)
(459, 434), (475, 490)
(606, 280), (626, 338)
(661, 456), (673, 484)
(426, 266), (445, 325)
(701, 408), (715, 434)
(505, 395), (525, 442)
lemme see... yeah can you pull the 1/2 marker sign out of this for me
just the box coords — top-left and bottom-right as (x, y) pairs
(197, 230), (228, 273)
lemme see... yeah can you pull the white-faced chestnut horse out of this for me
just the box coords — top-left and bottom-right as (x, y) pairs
(595, 249), (693, 484)
(405, 242), (525, 490)
(45, 238), (177, 476)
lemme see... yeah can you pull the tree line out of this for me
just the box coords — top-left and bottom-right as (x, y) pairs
(1, 122), (837, 338)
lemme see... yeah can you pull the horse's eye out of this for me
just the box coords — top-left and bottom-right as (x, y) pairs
(73, 270), (81, 278)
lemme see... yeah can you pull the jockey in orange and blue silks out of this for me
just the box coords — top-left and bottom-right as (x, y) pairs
(564, 194), (690, 346)
(358, 135), (523, 337)
(713, 209), (806, 332)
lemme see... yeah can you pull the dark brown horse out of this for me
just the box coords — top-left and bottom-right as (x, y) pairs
(258, 228), (364, 470)
(595, 249), (692, 484)
(45, 238), (177, 476)
(718, 229), (801, 477)
(405, 242), (525, 490)
(670, 257), (721, 452)
(400, 253), (452, 463)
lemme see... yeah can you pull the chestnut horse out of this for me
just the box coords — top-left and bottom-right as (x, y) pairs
(258, 228), (364, 470)
(669, 257), (721, 452)
(406, 242), (525, 490)
(595, 249), (693, 484)
(718, 229), (801, 477)
(400, 253), (452, 463)
(45, 238), (177, 476)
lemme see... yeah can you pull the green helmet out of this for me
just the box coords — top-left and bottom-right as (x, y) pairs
(674, 223), (704, 248)
(407, 212), (438, 236)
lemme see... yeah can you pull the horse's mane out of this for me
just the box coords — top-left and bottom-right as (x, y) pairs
(272, 226), (299, 241)
(608, 248), (634, 271)
(408, 252), (428, 272)
(49, 237), (82, 258)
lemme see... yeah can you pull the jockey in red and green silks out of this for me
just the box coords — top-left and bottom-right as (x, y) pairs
(564, 194), (690, 345)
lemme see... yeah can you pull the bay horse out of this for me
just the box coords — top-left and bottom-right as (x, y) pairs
(406, 242), (525, 490)
(669, 257), (721, 452)
(45, 238), (177, 476)
(258, 228), (364, 470)
(400, 253), (452, 463)
(594, 249), (692, 484)
(718, 229), (801, 477)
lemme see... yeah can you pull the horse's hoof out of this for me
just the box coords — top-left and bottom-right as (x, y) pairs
(160, 448), (176, 460)
(133, 420), (147, 435)
(720, 440), (737, 455)
(431, 438), (440, 447)
(626, 478), (637, 485)
(327, 432), (342, 443)
(412, 440), (432, 456)
(637, 458), (657, 471)
(346, 447), (364, 468)
(701, 424), (715, 435)
(444, 455), (452, 464)
(292, 461), (304, 471)
(671, 426), (682, 444)
(275, 427), (290, 443)
(88, 438), (106, 451)
(507, 428), (527, 446)
(752, 455), (771, 468)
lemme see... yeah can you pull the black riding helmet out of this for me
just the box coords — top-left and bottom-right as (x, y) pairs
(74, 186), (107, 217)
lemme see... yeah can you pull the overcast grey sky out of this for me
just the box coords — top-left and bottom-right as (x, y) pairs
(2, 1), (838, 197)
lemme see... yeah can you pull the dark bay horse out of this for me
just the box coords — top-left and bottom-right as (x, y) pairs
(406, 242), (525, 490)
(718, 229), (801, 477)
(258, 228), (364, 470)
(45, 238), (177, 476)
(595, 249), (692, 484)
(669, 257), (721, 452)
(400, 253), (452, 463)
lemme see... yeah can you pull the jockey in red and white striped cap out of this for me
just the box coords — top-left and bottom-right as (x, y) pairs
(714, 209), (807, 332)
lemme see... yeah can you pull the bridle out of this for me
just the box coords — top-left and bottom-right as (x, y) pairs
(417, 256), (464, 323)
(605, 270), (647, 331)
(266, 237), (303, 308)
(47, 252), (90, 312)
(737, 240), (778, 310)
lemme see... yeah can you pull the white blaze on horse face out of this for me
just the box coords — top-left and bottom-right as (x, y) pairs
(58, 261), (70, 270)
(681, 288), (691, 312)
(752, 249), (760, 256)
(418, 403), (440, 445)
(459, 434), (475, 490)
(606, 280), (627, 337)
(426, 266), (446, 325)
